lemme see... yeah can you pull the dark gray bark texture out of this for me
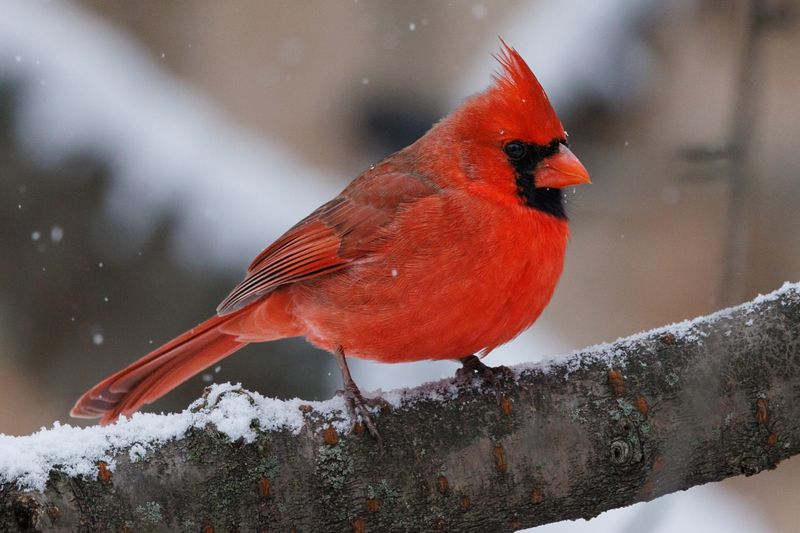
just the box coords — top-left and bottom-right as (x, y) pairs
(2, 283), (800, 533)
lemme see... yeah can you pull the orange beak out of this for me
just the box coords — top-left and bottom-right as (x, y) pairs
(535, 143), (591, 189)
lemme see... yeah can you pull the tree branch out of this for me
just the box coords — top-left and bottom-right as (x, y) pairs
(2, 282), (799, 532)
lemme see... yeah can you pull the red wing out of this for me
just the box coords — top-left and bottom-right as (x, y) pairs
(216, 169), (437, 315)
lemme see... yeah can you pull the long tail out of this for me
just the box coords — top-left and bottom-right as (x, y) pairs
(71, 312), (248, 425)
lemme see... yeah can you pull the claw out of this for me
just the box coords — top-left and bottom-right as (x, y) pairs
(334, 346), (384, 447)
(456, 355), (513, 403)
(337, 385), (384, 446)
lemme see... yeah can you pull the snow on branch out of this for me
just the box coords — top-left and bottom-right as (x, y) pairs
(2, 282), (799, 532)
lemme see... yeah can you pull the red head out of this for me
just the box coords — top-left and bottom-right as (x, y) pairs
(435, 41), (590, 217)
(486, 40), (566, 145)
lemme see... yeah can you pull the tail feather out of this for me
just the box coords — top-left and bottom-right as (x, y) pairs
(71, 312), (247, 424)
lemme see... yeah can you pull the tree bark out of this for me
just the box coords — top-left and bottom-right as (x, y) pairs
(2, 283), (799, 533)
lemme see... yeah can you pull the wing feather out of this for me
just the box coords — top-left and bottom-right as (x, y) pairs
(216, 169), (437, 315)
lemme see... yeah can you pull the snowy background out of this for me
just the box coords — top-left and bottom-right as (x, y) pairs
(1, 0), (799, 531)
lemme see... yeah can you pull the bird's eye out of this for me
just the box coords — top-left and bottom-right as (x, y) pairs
(504, 141), (527, 161)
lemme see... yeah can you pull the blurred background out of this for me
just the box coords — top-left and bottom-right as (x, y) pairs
(1, 0), (798, 531)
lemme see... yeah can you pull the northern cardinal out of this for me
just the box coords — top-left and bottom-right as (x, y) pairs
(71, 42), (590, 438)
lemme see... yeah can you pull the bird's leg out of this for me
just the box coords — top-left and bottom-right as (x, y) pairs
(334, 346), (383, 445)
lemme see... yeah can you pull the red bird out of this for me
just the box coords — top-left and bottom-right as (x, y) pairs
(71, 43), (590, 438)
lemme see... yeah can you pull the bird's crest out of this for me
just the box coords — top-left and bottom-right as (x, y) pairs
(485, 40), (565, 144)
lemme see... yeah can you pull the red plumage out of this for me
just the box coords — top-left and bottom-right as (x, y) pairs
(71, 42), (590, 426)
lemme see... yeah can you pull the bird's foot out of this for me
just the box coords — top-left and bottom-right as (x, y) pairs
(337, 384), (384, 447)
(333, 345), (387, 447)
(455, 355), (514, 402)
(456, 355), (513, 385)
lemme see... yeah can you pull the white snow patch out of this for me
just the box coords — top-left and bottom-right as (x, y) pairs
(516, 281), (800, 378)
(0, 383), (346, 491)
(379, 379), (462, 410)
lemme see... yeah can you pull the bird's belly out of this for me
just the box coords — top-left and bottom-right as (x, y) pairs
(291, 201), (569, 362)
